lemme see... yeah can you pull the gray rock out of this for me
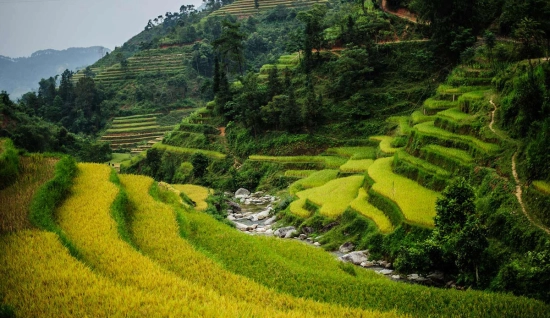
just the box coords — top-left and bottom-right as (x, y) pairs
(227, 215), (236, 221)
(378, 269), (394, 275)
(256, 209), (271, 220)
(235, 188), (251, 199)
(407, 274), (428, 282)
(264, 215), (277, 226)
(391, 275), (401, 280)
(302, 226), (314, 235)
(360, 261), (375, 268)
(340, 251), (369, 265)
(284, 229), (297, 238)
(314, 242), (321, 247)
(427, 272), (445, 283)
(265, 229), (274, 235)
(234, 213), (243, 218)
(339, 242), (355, 254)
(234, 222), (248, 231)
(227, 201), (242, 212)
(256, 227), (266, 233)
(274, 226), (296, 238)
(299, 234), (307, 240)
(250, 224), (258, 230)
(379, 261), (389, 268)
(385, 263), (392, 269)
(306, 238), (313, 243)
(251, 191), (265, 198)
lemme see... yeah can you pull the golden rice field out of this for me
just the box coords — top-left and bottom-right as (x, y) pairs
(171, 184), (211, 211)
(289, 169), (339, 195)
(289, 197), (312, 218)
(370, 136), (401, 155)
(295, 175), (365, 218)
(0, 155), (57, 233)
(284, 170), (317, 178)
(350, 188), (394, 233)
(120, 174), (393, 317)
(533, 181), (550, 195)
(0, 230), (185, 317)
(340, 159), (374, 173)
(368, 158), (439, 227)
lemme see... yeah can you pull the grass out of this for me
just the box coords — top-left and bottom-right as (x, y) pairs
(105, 125), (173, 133)
(112, 117), (158, 124)
(295, 175), (365, 218)
(350, 188), (394, 233)
(532, 181), (550, 195)
(325, 147), (377, 160)
(436, 108), (474, 121)
(437, 85), (491, 96)
(368, 157), (439, 227)
(411, 111), (435, 124)
(106, 153), (132, 164)
(395, 150), (451, 178)
(284, 170), (317, 178)
(56, 164), (301, 317)
(421, 144), (475, 164)
(289, 169), (339, 195)
(387, 116), (411, 136)
(0, 230), (184, 317)
(153, 143), (226, 160)
(121, 174), (382, 317)
(113, 113), (162, 120)
(110, 121), (158, 128)
(340, 159), (374, 173)
(170, 196), (550, 318)
(249, 155), (347, 169)
(423, 98), (459, 111)
(414, 121), (500, 154)
(172, 184), (211, 211)
(0, 138), (19, 189)
(0, 155), (57, 233)
(370, 136), (401, 155)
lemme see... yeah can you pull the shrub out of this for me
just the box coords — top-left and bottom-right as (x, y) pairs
(0, 139), (19, 190)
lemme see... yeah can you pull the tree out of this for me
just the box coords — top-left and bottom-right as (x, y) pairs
(434, 178), (488, 285)
(191, 152), (209, 178)
(483, 30), (496, 63)
(213, 20), (246, 75)
(280, 72), (302, 132)
(254, 0), (259, 10)
(267, 65), (281, 100)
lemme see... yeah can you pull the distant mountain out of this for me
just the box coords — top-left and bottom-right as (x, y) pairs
(0, 46), (111, 99)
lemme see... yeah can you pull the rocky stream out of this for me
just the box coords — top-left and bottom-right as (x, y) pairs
(225, 188), (452, 288)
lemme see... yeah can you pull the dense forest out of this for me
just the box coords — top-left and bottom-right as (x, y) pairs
(1, 0), (550, 313)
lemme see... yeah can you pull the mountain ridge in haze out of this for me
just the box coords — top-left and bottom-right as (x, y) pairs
(0, 46), (111, 99)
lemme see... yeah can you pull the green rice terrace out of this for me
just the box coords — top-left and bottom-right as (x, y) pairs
(72, 46), (190, 84)
(211, 0), (329, 17)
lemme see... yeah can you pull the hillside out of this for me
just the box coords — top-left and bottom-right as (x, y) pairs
(0, 47), (110, 99)
(1, 143), (549, 317)
(2, 0), (550, 315)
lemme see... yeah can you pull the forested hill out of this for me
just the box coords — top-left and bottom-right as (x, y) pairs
(0, 46), (110, 99)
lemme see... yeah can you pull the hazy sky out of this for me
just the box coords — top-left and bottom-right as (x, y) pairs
(0, 0), (203, 58)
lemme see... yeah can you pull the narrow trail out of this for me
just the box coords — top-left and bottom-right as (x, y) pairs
(381, 0), (419, 24)
(490, 99), (550, 235)
(218, 127), (242, 169)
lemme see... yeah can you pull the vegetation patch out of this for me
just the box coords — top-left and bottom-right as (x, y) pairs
(532, 181), (550, 195)
(325, 147), (377, 160)
(370, 136), (401, 156)
(368, 157), (439, 227)
(350, 188), (394, 233)
(153, 143), (226, 160)
(284, 170), (317, 178)
(288, 169), (339, 195)
(172, 184), (211, 211)
(295, 175), (364, 218)
(249, 155), (347, 169)
(0, 138), (19, 190)
(340, 159), (374, 173)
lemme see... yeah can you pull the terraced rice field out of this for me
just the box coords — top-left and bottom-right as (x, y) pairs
(350, 188), (394, 233)
(289, 169), (339, 195)
(340, 159), (374, 173)
(210, 0), (328, 17)
(294, 175), (365, 218)
(0, 155), (57, 233)
(249, 155), (347, 169)
(368, 157), (439, 227)
(73, 48), (190, 84)
(414, 121), (500, 155)
(100, 114), (172, 151)
(533, 181), (550, 195)
(171, 184), (211, 211)
(153, 143), (226, 160)
(370, 136), (401, 155)
(326, 147), (377, 160)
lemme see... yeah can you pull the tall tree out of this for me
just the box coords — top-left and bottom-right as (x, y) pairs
(213, 20), (246, 75)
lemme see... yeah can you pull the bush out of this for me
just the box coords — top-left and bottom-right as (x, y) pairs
(0, 138), (19, 190)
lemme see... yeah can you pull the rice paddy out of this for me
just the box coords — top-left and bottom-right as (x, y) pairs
(340, 159), (374, 173)
(326, 147), (377, 160)
(368, 157), (439, 227)
(171, 184), (211, 211)
(153, 143), (226, 160)
(284, 170), (317, 178)
(350, 188), (394, 233)
(532, 181), (550, 195)
(249, 155), (347, 169)
(210, 0), (329, 17)
(295, 175), (365, 218)
(289, 169), (339, 195)
(370, 136), (401, 155)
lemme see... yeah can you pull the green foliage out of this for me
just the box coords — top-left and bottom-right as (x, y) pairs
(108, 170), (137, 248)
(28, 156), (81, 259)
(191, 153), (209, 178)
(0, 139), (19, 190)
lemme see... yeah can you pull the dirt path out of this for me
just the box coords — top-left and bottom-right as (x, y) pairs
(381, 0), (418, 24)
(491, 100), (550, 234)
(218, 127), (242, 169)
